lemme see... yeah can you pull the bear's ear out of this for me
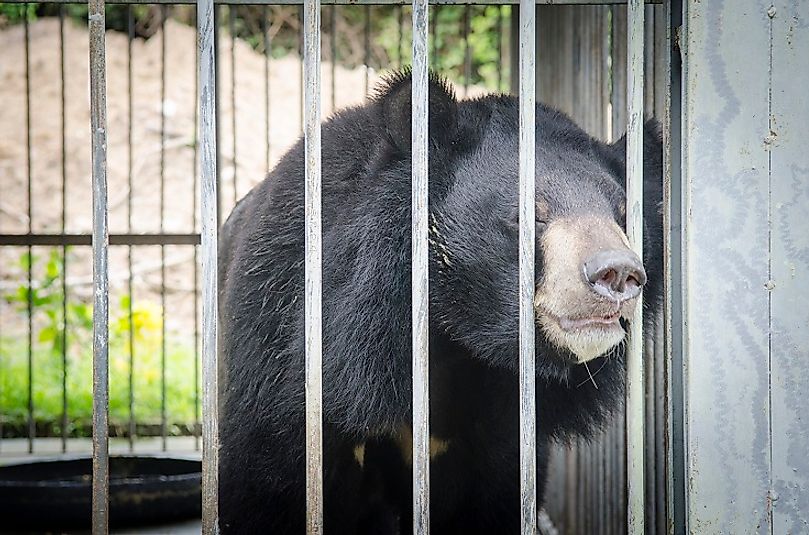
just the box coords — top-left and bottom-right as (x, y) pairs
(605, 118), (664, 219)
(372, 68), (458, 154)
(605, 118), (663, 184)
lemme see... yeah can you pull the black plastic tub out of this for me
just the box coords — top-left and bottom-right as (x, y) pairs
(0, 455), (201, 530)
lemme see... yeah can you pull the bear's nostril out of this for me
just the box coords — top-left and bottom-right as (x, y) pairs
(583, 250), (646, 302)
(598, 269), (618, 289)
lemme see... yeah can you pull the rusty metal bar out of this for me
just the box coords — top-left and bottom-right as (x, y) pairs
(411, 0), (429, 531)
(160, 4), (169, 453)
(664, 1), (685, 532)
(625, 0), (645, 532)
(89, 0), (110, 529)
(518, 0), (536, 531)
(303, 0), (324, 531)
(59, 5), (69, 455)
(197, 0), (220, 527)
(430, 4), (437, 68)
(363, 5), (370, 98)
(24, 11), (34, 456)
(230, 5), (239, 204)
(0, 233), (202, 246)
(497, 5), (504, 92)
(193, 4), (202, 452)
(329, 5), (337, 114)
(126, 3), (136, 453)
(462, 4), (471, 95)
(264, 5), (272, 169)
(397, 4), (404, 67)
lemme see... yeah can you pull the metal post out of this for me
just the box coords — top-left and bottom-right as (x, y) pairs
(518, 0), (536, 532)
(88, 0), (110, 529)
(126, 4), (136, 453)
(303, 0), (324, 531)
(411, 0), (429, 532)
(197, 0), (219, 529)
(229, 6), (238, 205)
(625, 0), (645, 532)
(159, 5), (168, 454)
(24, 11), (34, 457)
(59, 5), (69, 455)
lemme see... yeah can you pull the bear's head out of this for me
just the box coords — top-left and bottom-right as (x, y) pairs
(373, 71), (662, 378)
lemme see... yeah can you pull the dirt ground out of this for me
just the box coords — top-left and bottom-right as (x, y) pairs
(0, 17), (483, 336)
(1, 17), (383, 336)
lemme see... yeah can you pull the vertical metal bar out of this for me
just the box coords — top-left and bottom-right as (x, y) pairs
(193, 10), (201, 452)
(462, 5), (471, 96)
(583, 443), (591, 534)
(126, 3), (136, 453)
(264, 6), (272, 169)
(625, 0), (645, 533)
(397, 5), (404, 68)
(303, 0), (323, 531)
(230, 6), (238, 204)
(59, 5), (69, 455)
(363, 6), (370, 99)
(430, 4), (437, 70)
(664, 1), (685, 532)
(89, 0), (110, 528)
(565, 445), (577, 534)
(24, 10), (34, 456)
(160, 4), (168, 454)
(214, 5), (222, 227)
(197, 0), (219, 528)
(509, 6), (519, 95)
(411, 0), (429, 532)
(518, 0), (536, 531)
(497, 5), (504, 92)
(299, 6), (304, 132)
(329, 6), (336, 113)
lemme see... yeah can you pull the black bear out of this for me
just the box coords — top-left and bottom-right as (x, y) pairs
(218, 71), (663, 534)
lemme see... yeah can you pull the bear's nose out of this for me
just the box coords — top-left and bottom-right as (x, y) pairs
(582, 249), (646, 302)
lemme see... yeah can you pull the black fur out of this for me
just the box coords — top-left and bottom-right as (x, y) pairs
(218, 71), (663, 533)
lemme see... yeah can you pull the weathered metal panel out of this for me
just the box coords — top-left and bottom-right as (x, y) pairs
(681, 1), (772, 532)
(769, 1), (809, 533)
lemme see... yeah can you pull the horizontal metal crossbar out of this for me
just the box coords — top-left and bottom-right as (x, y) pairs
(0, 233), (201, 246)
(0, 0), (661, 5)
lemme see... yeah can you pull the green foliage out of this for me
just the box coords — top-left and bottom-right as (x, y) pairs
(1, 3), (510, 91)
(0, 250), (199, 438)
(0, 3), (37, 24)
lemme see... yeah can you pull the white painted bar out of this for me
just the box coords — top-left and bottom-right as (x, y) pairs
(303, 0), (324, 532)
(411, 0), (429, 532)
(518, 0), (536, 533)
(196, 0), (219, 530)
(625, 0), (645, 532)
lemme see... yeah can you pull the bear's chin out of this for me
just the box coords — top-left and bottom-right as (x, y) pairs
(537, 313), (626, 363)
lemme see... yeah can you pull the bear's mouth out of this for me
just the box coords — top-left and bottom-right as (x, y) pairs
(555, 311), (622, 332)
(535, 306), (629, 363)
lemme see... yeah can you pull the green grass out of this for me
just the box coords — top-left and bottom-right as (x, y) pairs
(1, 250), (200, 438)
(0, 336), (200, 437)
(0, 329), (200, 438)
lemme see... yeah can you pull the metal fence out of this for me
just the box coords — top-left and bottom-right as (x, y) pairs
(3, 0), (807, 533)
(1, 0), (654, 533)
